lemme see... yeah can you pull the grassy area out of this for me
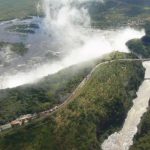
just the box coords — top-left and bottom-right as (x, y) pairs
(89, 0), (150, 28)
(0, 53), (144, 150)
(0, 52), (137, 125)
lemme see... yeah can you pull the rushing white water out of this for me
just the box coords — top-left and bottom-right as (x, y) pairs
(0, 0), (145, 89)
(102, 61), (150, 150)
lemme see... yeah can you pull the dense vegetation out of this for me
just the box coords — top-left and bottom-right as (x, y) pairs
(0, 42), (28, 56)
(0, 52), (137, 124)
(0, 59), (99, 124)
(130, 108), (150, 150)
(87, 0), (150, 28)
(127, 22), (150, 58)
(0, 56), (145, 150)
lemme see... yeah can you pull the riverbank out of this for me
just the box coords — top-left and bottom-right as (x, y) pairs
(102, 61), (150, 150)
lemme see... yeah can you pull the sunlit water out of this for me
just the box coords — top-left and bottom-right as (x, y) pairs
(102, 61), (150, 150)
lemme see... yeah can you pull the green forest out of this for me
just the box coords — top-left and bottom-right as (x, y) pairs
(0, 54), (145, 150)
(0, 0), (150, 28)
(0, 59), (99, 124)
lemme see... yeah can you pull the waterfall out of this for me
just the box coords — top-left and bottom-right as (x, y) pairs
(102, 61), (150, 150)
(0, 0), (145, 89)
(42, 0), (92, 41)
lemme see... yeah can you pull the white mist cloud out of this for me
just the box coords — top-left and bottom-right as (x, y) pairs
(0, 0), (145, 89)
(0, 27), (145, 89)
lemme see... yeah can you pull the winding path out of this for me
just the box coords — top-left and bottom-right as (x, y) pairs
(1, 58), (149, 133)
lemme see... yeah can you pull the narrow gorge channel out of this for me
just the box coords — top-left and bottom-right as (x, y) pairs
(102, 61), (150, 150)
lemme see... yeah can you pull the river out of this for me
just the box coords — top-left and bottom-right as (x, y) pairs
(102, 61), (150, 150)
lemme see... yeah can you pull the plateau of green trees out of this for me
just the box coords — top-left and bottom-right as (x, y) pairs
(0, 52), (137, 125)
(0, 53), (145, 150)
